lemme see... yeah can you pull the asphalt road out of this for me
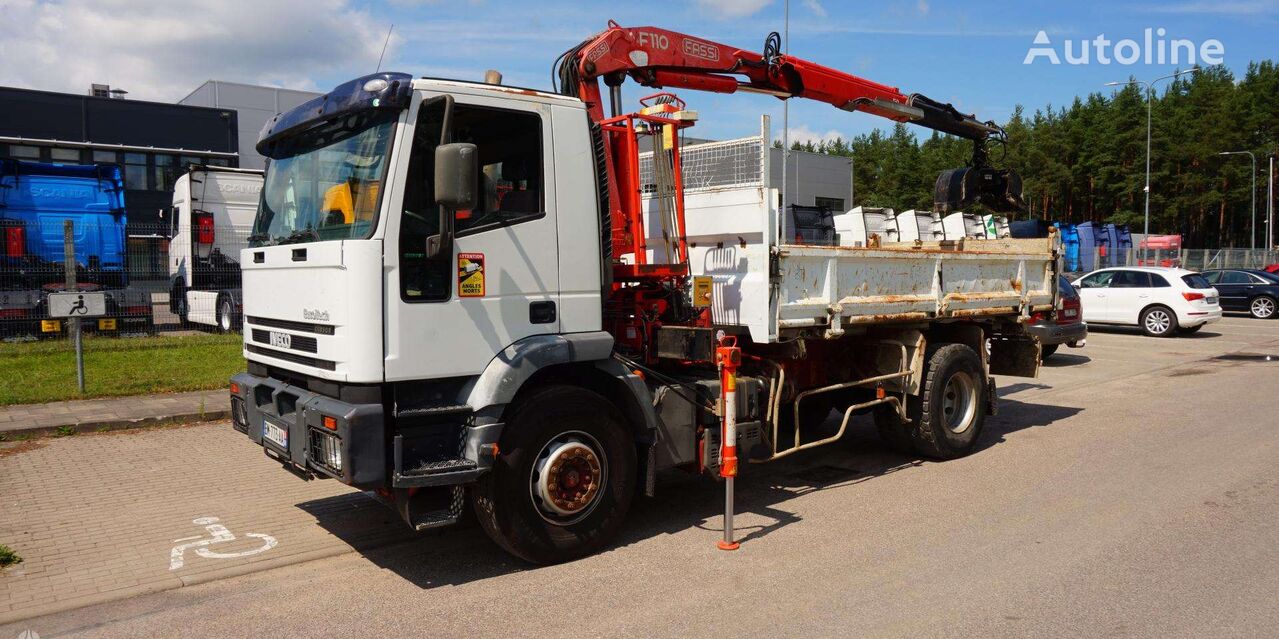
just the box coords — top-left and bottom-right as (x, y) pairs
(6, 316), (1279, 638)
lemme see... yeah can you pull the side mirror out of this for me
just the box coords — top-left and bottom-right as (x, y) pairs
(427, 143), (477, 259)
(434, 143), (478, 210)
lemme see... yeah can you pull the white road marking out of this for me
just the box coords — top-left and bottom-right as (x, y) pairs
(169, 517), (278, 570)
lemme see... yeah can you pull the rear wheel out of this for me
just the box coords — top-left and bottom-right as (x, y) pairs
(473, 385), (636, 564)
(1250, 296), (1276, 319)
(1140, 305), (1178, 337)
(905, 344), (987, 460)
(1040, 343), (1059, 358)
(175, 295), (189, 327)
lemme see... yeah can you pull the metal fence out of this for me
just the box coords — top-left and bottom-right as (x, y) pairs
(1065, 247), (1279, 275)
(1, 219), (252, 341)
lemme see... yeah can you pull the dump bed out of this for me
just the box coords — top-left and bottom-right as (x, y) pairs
(636, 118), (1057, 344)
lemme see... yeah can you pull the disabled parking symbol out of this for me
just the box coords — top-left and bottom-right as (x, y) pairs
(169, 516), (277, 570)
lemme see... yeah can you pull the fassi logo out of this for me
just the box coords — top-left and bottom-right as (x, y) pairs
(682, 38), (720, 62)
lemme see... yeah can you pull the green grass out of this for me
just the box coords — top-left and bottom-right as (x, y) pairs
(0, 333), (244, 405)
(0, 544), (20, 568)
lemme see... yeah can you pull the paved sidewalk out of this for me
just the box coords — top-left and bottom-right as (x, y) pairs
(0, 421), (419, 623)
(0, 390), (229, 437)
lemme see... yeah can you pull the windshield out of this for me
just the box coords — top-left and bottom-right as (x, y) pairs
(251, 110), (398, 246)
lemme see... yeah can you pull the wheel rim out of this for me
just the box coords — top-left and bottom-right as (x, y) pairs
(220, 302), (232, 331)
(941, 371), (978, 434)
(530, 430), (607, 525)
(1252, 298), (1275, 318)
(1145, 310), (1171, 334)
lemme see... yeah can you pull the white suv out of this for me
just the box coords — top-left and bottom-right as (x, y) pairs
(1072, 267), (1222, 337)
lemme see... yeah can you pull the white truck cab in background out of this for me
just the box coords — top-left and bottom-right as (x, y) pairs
(168, 166), (263, 331)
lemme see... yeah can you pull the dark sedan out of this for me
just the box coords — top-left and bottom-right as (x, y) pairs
(1027, 275), (1088, 358)
(1200, 269), (1279, 319)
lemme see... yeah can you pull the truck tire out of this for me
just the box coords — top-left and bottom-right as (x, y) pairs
(472, 384), (636, 564)
(175, 295), (189, 326)
(905, 344), (987, 460)
(1140, 305), (1178, 337)
(217, 296), (236, 333)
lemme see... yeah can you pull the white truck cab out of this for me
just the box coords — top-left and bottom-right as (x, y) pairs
(168, 166), (263, 331)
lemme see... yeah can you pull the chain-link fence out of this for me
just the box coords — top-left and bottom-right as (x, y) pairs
(1065, 247), (1279, 275)
(1, 219), (252, 341)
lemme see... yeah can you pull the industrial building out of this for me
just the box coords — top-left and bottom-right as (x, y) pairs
(179, 81), (320, 170)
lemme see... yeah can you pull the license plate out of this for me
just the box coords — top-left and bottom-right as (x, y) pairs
(98, 318), (117, 330)
(1206, 297), (1217, 305)
(263, 419), (289, 449)
(269, 331), (291, 349)
(40, 319), (60, 333)
(1062, 308), (1078, 318)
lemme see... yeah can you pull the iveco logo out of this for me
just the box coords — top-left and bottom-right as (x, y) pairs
(303, 309), (330, 321)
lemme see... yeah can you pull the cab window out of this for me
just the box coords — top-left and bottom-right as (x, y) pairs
(398, 101), (544, 302)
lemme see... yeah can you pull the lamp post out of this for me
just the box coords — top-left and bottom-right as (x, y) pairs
(1105, 68), (1200, 259)
(1218, 151), (1257, 250)
(1269, 154), (1275, 252)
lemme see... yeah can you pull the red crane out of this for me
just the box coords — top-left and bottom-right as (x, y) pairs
(554, 22), (1025, 359)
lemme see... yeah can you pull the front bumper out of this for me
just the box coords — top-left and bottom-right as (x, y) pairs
(231, 371), (387, 489)
(1026, 320), (1089, 346)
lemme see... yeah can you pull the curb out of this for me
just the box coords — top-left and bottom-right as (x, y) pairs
(0, 410), (230, 440)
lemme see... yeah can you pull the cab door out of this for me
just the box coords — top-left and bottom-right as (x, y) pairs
(383, 93), (559, 381)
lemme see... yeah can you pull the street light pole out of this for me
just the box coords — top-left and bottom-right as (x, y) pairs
(1218, 151), (1257, 250)
(1105, 68), (1200, 260)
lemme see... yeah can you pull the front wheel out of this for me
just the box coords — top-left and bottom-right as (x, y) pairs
(1250, 296), (1276, 319)
(906, 344), (987, 460)
(472, 385), (636, 564)
(1140, 305), (1178, 337)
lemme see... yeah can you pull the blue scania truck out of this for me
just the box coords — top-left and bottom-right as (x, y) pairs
(0, 159), (154, 337)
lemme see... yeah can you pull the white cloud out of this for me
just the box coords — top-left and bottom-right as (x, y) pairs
(802, 0), (828, 18)
(693, 0), (773, 19)
(0, 0), (394, 102)
(779, 124), (847, 146)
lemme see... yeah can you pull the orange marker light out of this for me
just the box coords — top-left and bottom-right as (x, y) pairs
(229, 382), (240, 394)
(322, 416), (337, 430)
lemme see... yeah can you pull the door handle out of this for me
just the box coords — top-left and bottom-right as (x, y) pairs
(529, 301), (556, 324)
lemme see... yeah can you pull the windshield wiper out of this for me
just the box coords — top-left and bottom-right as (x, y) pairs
(277, 228), (320, 245)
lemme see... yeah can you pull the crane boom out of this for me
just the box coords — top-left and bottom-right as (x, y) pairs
(557, 21), (1003, 141)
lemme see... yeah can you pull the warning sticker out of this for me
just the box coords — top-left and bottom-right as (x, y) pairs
(458, 253), (485, 297)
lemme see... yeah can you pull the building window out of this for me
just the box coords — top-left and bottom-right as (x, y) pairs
(814, 197), (845, 212)
(50, 148), (82, 163)
(154, 154), (177, 191)
(8, 145), (40, 159)
(180, 155), (203, 169)
(123, 152), (149, 190)
(93, 150), (119, 164)
(207, 157), (230, 167)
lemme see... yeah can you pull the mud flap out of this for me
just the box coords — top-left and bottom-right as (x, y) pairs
(989, 336), (1041, 378)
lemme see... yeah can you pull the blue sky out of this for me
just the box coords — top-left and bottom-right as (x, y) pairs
(369, 0), (1278, 143)
(2, 0), (1275, 144)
